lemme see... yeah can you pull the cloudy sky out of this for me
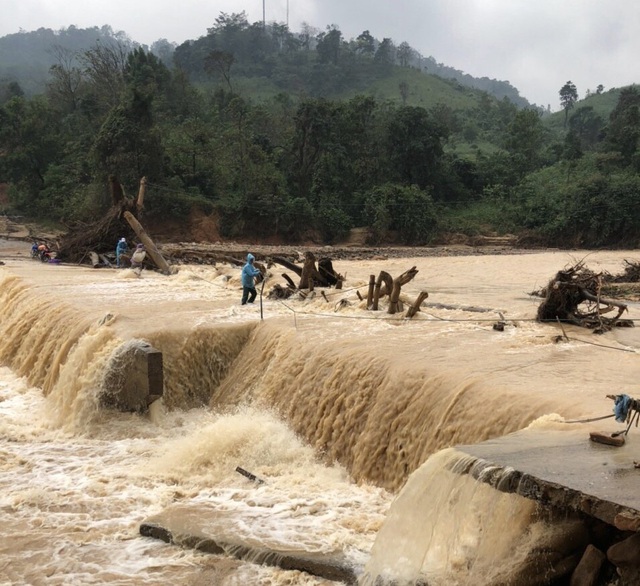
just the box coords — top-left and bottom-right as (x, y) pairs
(2, 0), (639, 109)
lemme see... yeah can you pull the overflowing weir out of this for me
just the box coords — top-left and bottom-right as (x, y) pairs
(2, 247), (640, 585)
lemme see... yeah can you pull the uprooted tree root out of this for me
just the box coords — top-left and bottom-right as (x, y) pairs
(607, 259), (640, 283)
(56, 176), (139, 264)
(536, 262), (634, 333)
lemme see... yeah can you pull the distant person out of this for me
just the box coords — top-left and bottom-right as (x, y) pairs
(241, 253), (262, 305)
(37, 243), (51, 262)
(130, 243), (146, 276)
(116, 237), (128, 268)
(31, 242), (39, 258)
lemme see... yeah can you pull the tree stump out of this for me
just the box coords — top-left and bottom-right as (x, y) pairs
(373, 271), (393, 311)
(406, 291), (429, 318)
(388, 267), (419, 314)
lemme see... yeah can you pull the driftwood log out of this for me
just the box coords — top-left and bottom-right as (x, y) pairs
(537, 262), (633, 332)
(123, 211), (172, 275)
(406, 291), (429, 318)
(388, 266), (419, 314)
(365, 267), (426, 317)
(300, 252), (327, 289)
(372, 271), (392, 311)
(271, 252), (343, 289)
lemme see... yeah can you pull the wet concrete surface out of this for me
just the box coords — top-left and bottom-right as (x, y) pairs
(141, 505), (359, 584)
(457, 428), (640, 530)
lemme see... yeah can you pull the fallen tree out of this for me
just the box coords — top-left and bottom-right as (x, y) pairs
(56, 175), (136, 263)
(55, 176), (171, 273)
(536, 262), (633, 332)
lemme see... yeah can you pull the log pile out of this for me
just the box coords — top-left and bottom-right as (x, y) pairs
(536, 262), (633, 332)
(267, 256), (428, 318)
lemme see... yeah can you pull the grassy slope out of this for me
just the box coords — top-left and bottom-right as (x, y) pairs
(543, 87), (628, 138)
(228, 66), (483, 111)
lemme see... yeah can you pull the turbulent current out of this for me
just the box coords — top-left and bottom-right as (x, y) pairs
(1, 241), (640, 585)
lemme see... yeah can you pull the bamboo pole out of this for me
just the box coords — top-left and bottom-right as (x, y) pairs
(123, 211), (172, 275)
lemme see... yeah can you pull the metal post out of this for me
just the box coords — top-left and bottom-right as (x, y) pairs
(260, 274), (266, 320)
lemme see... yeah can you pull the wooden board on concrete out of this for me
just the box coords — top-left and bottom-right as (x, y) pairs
(456, 429), (640, 531)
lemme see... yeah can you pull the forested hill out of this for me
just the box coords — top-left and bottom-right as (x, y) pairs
(4, 13), (640, 250)
(0, 26), (130, 95)
(0, 19), (530, 108)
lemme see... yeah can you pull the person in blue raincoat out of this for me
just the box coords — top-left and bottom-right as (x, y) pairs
(241, 253), (262, 305)
(115, 237), (128, 267)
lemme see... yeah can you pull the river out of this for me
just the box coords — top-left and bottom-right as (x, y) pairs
(1, 241), (639, 585)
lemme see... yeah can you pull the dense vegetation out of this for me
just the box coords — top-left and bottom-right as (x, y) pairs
(1, 15), (640, 247)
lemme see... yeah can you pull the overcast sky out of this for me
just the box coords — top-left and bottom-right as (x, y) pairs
(2, 0), (639, 109)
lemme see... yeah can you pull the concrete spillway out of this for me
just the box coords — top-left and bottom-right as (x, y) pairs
(140, 505), (359, 584)
(456, 428), (640, 532)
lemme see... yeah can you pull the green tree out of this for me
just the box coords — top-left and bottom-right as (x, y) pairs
(289, 99), (335, 199)
(80, 41), (129, 113)
(125, 48), (170, 100)
(316, 26), (342, 65)
(396, 42), (413, 67)
(504, 109), (546, 175)
(0, 81), (25, 105)
(355, 30), (375, 56)
(163, 116), (218, 192)
(384, 106), (448, 190)
(0, 96), (63, 215)
(47, 52), (84, 114)
(204, 50), (235, 91)
(559, 81), (578, 128)
(92, 91), (164, 185)
(374, 38), (395, 65)
(605, 86), (640, 164)
(363, 183), (438, 244)
(567, 106), (603, 152)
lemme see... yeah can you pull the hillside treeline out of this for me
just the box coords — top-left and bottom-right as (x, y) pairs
(1, 16), (640, 247)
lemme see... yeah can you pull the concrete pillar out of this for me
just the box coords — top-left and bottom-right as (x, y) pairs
(101, 341), (163, 412)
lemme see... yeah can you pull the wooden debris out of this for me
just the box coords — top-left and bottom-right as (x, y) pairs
(406, 291), (429, 319)
(589, 431), (625, 447)
(272, 252), (343, 289)
(537, 262), (633, 332)
(55, 176), (171, 273)
(366, 275), (375, 308)
(372, 271), (392, 311)
(267, 284), (295, 300)
(493, 311), (506, 331)
(388, 266), (419, 314)
(123, 212), (172, 275)
(282, 273), (297, 290)
(235, 466), (265, 484)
